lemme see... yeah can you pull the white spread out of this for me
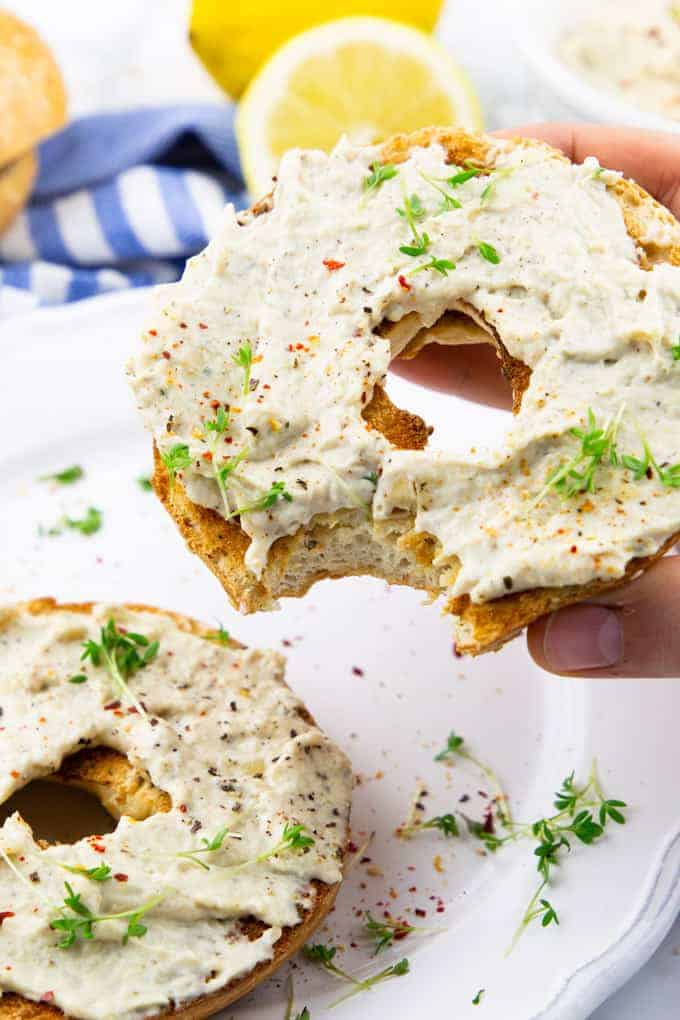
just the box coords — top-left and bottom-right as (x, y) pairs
(129, 138), (680, 604)
(560, 1), (680, 121)
(0, 604), (351, 1020)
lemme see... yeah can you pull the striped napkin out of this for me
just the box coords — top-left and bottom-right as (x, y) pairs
(0, 104), (247, 317)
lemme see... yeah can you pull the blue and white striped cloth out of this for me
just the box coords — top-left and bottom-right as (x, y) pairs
(0, 105), (247, 315)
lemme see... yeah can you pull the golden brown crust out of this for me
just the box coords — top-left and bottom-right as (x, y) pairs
(147, 128), (680, 655)
(0, 151), (36, 235)
(0, 11), (66, 168)
(1, 599), (344, 1020)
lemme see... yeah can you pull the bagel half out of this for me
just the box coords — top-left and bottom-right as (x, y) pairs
(135, 128), (680, 654)
(0, 598), (349, 1020)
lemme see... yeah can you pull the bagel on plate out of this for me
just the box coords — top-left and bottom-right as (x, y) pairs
(0, 10), (66, 233)
(0, 599), (351, 1020)
(129, 128), (680, 654)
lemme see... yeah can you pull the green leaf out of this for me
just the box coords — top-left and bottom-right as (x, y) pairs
(137, 475), (153, 492)
(412, 256), (456, 276)
(671, 344), (680, 360)
(40, 465), (84, 485)
(204, 624), (230, 645)
(161, 443), (191, 488)
(60, 863), (112, 882)
(204, 406), (230, 435)
(472, 988), (485, 1006)
(434, 731), (464, 761)
(230, 481), (293, 518)
(478, 241), (500, 264)
(64, 507), (102, 536)
(364, 161), (397, 194)
(232, 343), (254, 395)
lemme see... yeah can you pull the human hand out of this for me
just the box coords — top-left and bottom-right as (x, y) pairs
(391, 123), (680, 677)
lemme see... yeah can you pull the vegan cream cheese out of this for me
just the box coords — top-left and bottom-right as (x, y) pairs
(560, 1), (680, 121)
(0, 603), (351, 1020)
(129, 136), (680, 605)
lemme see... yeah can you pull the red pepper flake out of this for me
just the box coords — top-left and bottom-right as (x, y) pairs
(10, 770), (20, 779)
(453, 644), (462, 659)
(570, 545), (578, 553)
(198, 322), (208, 330)
(482, 806), (495, 834)
(351, 666), (364, 677)
(104, 700), (121, 711)
(39, 992), (55, 1004)
(398, 274), (411, 291)
(148, 329), (158, 336)
(415, 908), (427, 918)
(114, 873), (129, 883)
(323, 259), (345, 271)
(161, 350), (171, 360)
(0, 912), (15, 926)
(179, 804), (188, 814)
(347, 840), (358, 854)
(201, 451), (213, 462)
(210, 399), (220, 409)
(91, 844), (105, 854)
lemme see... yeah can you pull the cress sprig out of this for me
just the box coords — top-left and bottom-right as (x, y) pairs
(50, 881), (164, 949)
(232, 342), (254, 396)
(363, 161), (397, 195)
(226, 480), (293, 519)
(160, 443), (191, 489)
(202, 405), (250, 515)
(397, 192), (430, 256)
(225, 822), (314, 874)
(59, 863), (112, 882)
(40, 465), (84, 485)
(175, 826), (243, 871)
(43, 507), (103, 537)
(303, 943), (409, 1008)
(397, 812), (459, 840)
(364, 912), (419, 955)
(81, 617), (159, 716)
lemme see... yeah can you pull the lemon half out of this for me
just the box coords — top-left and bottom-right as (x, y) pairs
(236, 16), (483, 197)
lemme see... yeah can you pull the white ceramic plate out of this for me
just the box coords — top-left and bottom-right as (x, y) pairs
(512, 0), (680, 135)
(2, 289), (680, 1020)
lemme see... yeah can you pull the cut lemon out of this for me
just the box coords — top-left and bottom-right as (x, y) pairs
(236, 16), (483, 198)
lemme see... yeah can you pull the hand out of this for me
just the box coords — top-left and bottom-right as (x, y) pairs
(391, 123), (680, 677)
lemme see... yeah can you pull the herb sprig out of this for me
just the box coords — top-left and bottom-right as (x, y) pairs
(227, 480), (293, 519)
(50, 882), (164, 949)
(397, 812), (459, 840)
(397, 192), (430, 257)
(59, 863), (112, 882)
(232, 342), (254, 396)
(161, 443), (191, 489)
(40, 465), (84, 485)
(81, 618), (159, 716)
(364, 912), (417, 955)
(303, 943), (409, 1007)
(364, 162), (397, 195)
(227, 822), (314, 873)
(176, 826), (242, 871)
(43, 507), (103, 537)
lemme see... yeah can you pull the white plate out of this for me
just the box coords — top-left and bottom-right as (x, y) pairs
(2, 289), (680, 1020)
(512, 0), (680, 135)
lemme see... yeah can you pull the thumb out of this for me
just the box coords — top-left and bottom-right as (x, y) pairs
(527, 556), (680, 678)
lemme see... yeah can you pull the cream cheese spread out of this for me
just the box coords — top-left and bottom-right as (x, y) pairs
(0, 604), (351, 1020)
(129, 137), (680, 605)
(560, 1), (680, 121)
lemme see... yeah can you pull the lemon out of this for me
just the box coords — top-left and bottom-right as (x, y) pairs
(236, 16), (483, 198)
(189, 0), (443, 99)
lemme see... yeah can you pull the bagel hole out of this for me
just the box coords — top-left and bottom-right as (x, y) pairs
(0, 779), (116, 845)
(381, 309), (514, 452)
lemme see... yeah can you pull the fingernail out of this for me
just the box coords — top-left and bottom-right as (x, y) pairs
(543, 606), (623, 672)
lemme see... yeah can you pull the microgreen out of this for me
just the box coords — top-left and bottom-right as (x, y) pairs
(535, 407), (622, 502)
(204, 624), (230, 645)
(232, 342), (254, 396)
(176, 826), (242, 871)
(65, 507), (102, 535)
(205, 407), (230, 435)
(399, 813), (460, 839)
(40, 465), (84, 485)
(478, 241), (501, 264)
(622, 433), (680, 489)
(228, 822), (314, 873)
(50, 882), (164, 948)
(671, 344), (680, 360)
(364, 912), (416, 955)
(304, 943), (410, 1008)
(227, 481), (293, 519)
(397, 191), (430, 257)
(411, 256), (456, 276)
(479, 167), (513, 205)
(364, 161), (398, 195)
(434, 730), (511, 825)
(68, 674), (87, 684)
(137, 476), (153, 492)
(81, 617), (159, 716)
(161, 443), (191, 489)
(59, 863), (112, 882)
(363, 471), (379, 487)
(472, 989), (485, 1006)
(418, 171), (462, 213)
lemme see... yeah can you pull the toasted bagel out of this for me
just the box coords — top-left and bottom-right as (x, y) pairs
(0, 598), (350, 1020)
(132, 128), (680, 654)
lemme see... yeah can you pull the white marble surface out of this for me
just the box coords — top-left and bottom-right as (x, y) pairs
(6, 0), (680, 1014)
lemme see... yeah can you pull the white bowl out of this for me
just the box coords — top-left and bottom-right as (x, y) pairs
(512, 0), (680, 133)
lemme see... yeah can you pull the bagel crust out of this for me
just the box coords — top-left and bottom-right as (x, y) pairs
(0, 599), (351, 1020)
(129, 128), (680, 653)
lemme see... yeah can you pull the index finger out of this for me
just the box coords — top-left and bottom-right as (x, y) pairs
(494, 123), (680, 220)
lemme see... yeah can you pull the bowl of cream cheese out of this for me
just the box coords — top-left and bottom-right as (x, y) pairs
(513, 0), (680, 133)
